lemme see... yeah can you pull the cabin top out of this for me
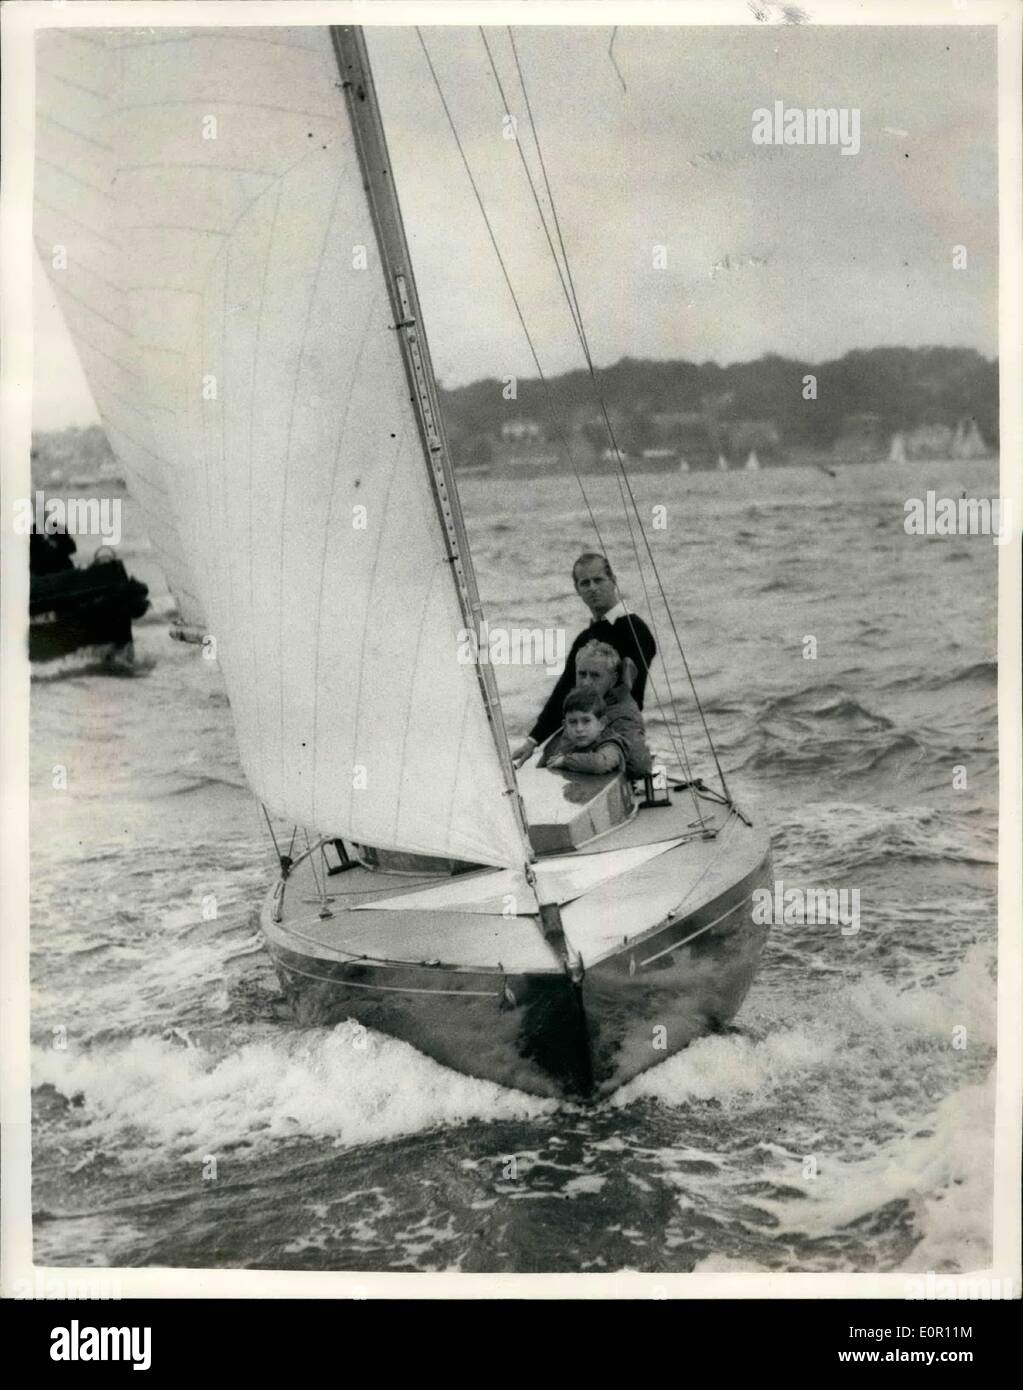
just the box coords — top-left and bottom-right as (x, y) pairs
(517, 764), (635, 855)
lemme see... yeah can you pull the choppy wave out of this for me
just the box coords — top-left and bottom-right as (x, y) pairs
(884, 658), (997, 695)
(743, 722), (922, 778)
(760, 684), (894, 729)
(30, 948), (994, 1273)
(33, 1021), (557, 1161)
(618, 943), (995, 1108)
(30, 650), (156, 682)
(28, 456), (1000, 1273)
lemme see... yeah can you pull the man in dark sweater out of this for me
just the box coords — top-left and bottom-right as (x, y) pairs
(511, 553), (657, 767)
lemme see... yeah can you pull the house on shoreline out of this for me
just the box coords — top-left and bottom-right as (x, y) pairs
(452, 405), (995, 479)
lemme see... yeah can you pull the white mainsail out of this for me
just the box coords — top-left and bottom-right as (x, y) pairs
(35, 33), (204, 627)
(35, 27), (530, 869)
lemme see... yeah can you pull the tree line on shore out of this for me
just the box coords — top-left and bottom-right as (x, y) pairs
(439, 345), (998, 459)
(31, 344), (997, 481)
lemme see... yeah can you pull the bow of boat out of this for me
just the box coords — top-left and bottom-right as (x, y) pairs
(260, 775), (771, 1099)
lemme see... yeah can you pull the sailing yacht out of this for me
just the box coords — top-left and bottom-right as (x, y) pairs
(951, 418), (988, 460)
(35, 24), (772, 1099)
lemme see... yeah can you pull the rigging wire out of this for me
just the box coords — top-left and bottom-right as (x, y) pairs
(487, 27), (713, 798)
(429, 28), (705, 806)
(413, 30), (602, 543)
(261, 802), (283, 861)
(503, 26), (732, 800)
(260, 802), (300, 870)
(418, 27), (701, 808)
(303, 827), (329, 911)
(500, 25), (695, 775)
(477, 31), (588, 362)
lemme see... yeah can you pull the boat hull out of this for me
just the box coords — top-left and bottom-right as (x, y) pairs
(580, 853), (771, 1094)
(260, 798), (772, 1100)
(29, 559), (149, 663)
(264, 943), (597, 1098)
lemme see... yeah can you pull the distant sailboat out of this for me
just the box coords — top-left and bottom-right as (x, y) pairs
(889, 432), (907, 465)
(636, 447), (680, 474)
(951, 418), (988, 460)
(35, 23), (772, 1099)
(717, 454), (729, 471)
(744, 450), (760, 472)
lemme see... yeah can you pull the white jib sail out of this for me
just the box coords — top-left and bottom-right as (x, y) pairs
(35, 27), (529, 869)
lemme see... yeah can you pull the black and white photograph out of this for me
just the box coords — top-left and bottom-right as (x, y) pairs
(2, 0), (1020, 1306)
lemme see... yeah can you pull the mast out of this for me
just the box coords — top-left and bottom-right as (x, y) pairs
(330, 26), (532, 856)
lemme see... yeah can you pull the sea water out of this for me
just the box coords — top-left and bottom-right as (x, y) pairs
(28, 457), (999, 1273)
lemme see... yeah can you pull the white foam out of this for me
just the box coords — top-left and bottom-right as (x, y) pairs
(725, 1074), (995, 1266)
(32, 1020), (556, 1159)
(897, 1079), (996, 1272)
(616, 942), (996, 1110)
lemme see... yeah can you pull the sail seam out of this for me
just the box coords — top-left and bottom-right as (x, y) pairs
(309, 297), (378, 832)
(30, 238), (123, 295)
(109, 100), (340, 120)
(34, 197), (120, 247)
(344, 357), (407, 846)
(274, 168), (349, 815)
(35, 153), (109, 197)
(391, 560), (446, 848)
(37, 67), (108, 101)
(244, 183), (283, 805)
(332, 24), (533, 870)
(38, 111), (113, 153)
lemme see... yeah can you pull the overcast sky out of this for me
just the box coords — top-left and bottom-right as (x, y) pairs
(33, 22), (998, 429)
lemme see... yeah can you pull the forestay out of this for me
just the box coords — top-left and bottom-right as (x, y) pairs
(35, 27), (530, 869)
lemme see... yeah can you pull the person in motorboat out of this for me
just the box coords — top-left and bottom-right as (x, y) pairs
(511, 552), (656, 768)
(538, 687), (626, 775)
(30, 518), (77, 576)
(571, 639), (652, 779)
